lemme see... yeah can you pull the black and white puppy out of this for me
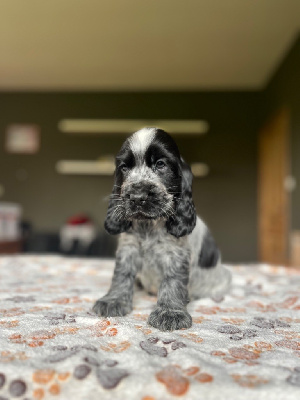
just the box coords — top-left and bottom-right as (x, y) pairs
(93, 127), (231, 331)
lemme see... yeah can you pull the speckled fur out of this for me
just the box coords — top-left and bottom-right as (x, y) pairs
(93, 128), (231, 331)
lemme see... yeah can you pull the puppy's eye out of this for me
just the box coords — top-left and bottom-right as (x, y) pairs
(155, 160), (166, 170)
(120, 165), (128, 173)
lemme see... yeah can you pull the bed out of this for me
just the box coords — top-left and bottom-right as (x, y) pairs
(0, 255), (300, 399)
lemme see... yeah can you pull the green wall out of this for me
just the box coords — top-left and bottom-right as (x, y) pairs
(0, 91), (261, 262)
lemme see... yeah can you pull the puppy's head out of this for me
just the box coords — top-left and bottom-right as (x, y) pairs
(104, 127), (196, 238)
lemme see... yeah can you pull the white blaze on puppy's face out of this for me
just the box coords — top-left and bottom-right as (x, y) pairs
(128, 127), (157, 182)
(129, 127), (156, 160)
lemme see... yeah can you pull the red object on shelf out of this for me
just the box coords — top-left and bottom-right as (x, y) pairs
(60, 214), (96, 252)
(66, 214), (92, 225)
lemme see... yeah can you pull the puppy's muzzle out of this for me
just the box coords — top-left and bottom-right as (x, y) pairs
(122, 182), (161, 219)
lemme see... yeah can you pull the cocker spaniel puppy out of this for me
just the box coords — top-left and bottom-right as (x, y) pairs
(93, 127), (231, 331)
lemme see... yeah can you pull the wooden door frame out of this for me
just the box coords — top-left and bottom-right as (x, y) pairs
(258, 106), (291, 265)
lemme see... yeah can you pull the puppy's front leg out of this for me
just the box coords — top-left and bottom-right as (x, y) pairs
(93, 237), (140, 317)
(148, 251), (192, 331)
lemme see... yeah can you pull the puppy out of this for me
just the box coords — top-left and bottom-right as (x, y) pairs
(93, 127), (231, 331)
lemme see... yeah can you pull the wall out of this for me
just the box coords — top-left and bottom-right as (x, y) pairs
(262, 34), (300, 231)
(0, 91), (261, 262)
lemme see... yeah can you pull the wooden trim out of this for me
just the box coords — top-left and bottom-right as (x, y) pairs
(258, 107), (290, 265)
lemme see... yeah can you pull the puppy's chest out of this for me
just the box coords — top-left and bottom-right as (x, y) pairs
(132, 221), (189, 267)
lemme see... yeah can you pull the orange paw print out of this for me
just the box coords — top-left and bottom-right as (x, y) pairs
(179, 332), (203, 343)
(29, 306), (50, 313)
(195, 306), (220, 315)
(133, 313), (149, 321)
(231, 373), (269, 388)
(229, 347), (260, 360)
(222, 307), (246, 313)
(89, 319), (118, 337)
(275, 339), (300, 351)
(0, 320), (19, 328)
(135, 325), (152, 335)
(221, 317), (245, 325)
(192, 316), (208, 324)
(52, 296), (89, 304)
(54, 326), (80, 335)
(32, 369), (71, 399)
(0, 350), (28, 362)
(246, 301), (276, 312)
(244, 342), (273, 353)
(274, 329), (300, 340)
(0, 307), (25, 317)
(100, 341), (131, 353)
(8, 333), (26, 345)
(211, 346), (260, 365)
(156, 365), (214, 396)
(9, 330), (56, 347)
(276, 296), (298, 309)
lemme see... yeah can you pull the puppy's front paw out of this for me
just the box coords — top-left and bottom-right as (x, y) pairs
(148, 307), (192, 331)
(92, 297), (132, 317)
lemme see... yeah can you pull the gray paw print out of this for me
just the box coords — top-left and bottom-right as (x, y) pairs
(287, 367), (300, 386)
(74, 357), (129, 389)
(251, 317), (290, 329)
(140, 336), (187, 356)
(217, 325), (258, 340)
(44, 312), (76, 325)
(0, 373), (28, 398)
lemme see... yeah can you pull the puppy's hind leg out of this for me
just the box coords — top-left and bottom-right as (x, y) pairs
(188, 230), (231, 301)
(188, 262), (231, 301)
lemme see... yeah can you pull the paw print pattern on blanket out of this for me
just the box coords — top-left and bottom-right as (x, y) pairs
(156, 364), (214, 396)
(179, 332), (204, 343)
(100, 341), (131, 353)
(140, 337), (187, 357)
(44, 312), (77, 325)
(211, 342), (275, 365)
(88, 319), (118, 337)
(231, 373), (269, 388)
(0, 374), (28, 397)
(1, 256), (300, 399)
(31, 346), (129, 397)
(73, 360), (129, 390)
(32, 369), (70, 399)
(217, 324), (258, 340)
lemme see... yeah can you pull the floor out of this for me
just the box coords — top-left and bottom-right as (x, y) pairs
(0, 256), (300, 399)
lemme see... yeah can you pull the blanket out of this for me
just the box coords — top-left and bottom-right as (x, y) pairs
(0, 255), (300, 400)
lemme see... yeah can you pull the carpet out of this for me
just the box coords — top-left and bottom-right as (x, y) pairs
(0, 255), (300, 399)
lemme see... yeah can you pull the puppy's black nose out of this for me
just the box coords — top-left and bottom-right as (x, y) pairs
(130, 192), (148, 206)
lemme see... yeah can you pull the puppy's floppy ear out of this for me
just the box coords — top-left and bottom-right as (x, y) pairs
(104, 174), (131, 235)
(166, 157), (197, 238)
